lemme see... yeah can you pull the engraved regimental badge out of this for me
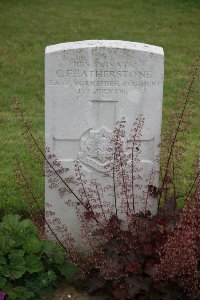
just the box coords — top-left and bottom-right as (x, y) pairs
(78, 127), (113, 172)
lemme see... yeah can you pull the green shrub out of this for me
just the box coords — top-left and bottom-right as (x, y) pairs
(0, 214), (78, 300)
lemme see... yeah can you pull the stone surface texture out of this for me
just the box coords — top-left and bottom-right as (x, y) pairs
(45, 40), (164, 248)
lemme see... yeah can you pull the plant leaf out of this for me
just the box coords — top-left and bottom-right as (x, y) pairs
(5, 286), (34, 300)
(0, 275), (7, 289)
(0, 236), (8, 254)
(58, 262), (79, 281)
(41, 240), (54, 257)
(0, 215), (21, 233)
(23, 238), (41, 254)
(20, 219), (38, 236)
(0, 255), (7, 266)
(25, 254), (44, 273)
(4, 250), (26, 279)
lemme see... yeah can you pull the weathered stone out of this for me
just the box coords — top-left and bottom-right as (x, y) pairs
(45, 40), (164, 248)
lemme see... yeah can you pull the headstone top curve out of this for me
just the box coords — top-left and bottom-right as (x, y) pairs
(45, 40), (164, 56)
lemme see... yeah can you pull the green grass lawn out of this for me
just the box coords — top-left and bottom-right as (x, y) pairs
(0, 0), (200, 214)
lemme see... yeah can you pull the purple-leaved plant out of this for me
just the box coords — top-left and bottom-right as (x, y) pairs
(13, 55), (200, 299)
(0, 291), (6, 300)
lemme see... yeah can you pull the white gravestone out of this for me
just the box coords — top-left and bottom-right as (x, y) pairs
(45, 40), (164, 247)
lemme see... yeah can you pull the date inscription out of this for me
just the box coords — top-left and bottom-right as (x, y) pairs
(49, 59), (160, 95)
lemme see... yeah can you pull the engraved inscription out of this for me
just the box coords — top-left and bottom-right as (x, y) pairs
(78, 88), (127, 95)
(56, 69), (153, 78)
(49, 59), (160, 95)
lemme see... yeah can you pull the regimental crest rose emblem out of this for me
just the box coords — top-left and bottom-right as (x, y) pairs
(78, 127), (113, 172)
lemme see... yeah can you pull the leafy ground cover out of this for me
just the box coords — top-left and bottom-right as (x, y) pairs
(11, 65), (200, 298)
(0, 1), (200, 213)
(0, 214), (78, 300)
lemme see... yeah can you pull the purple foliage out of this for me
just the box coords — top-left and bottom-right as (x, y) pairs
(0, 292), (5, 300)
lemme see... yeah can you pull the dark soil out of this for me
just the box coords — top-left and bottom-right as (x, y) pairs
(52, 281), (108, 300)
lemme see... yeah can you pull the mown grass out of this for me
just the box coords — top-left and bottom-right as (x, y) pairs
(0, 0), (200, 214)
